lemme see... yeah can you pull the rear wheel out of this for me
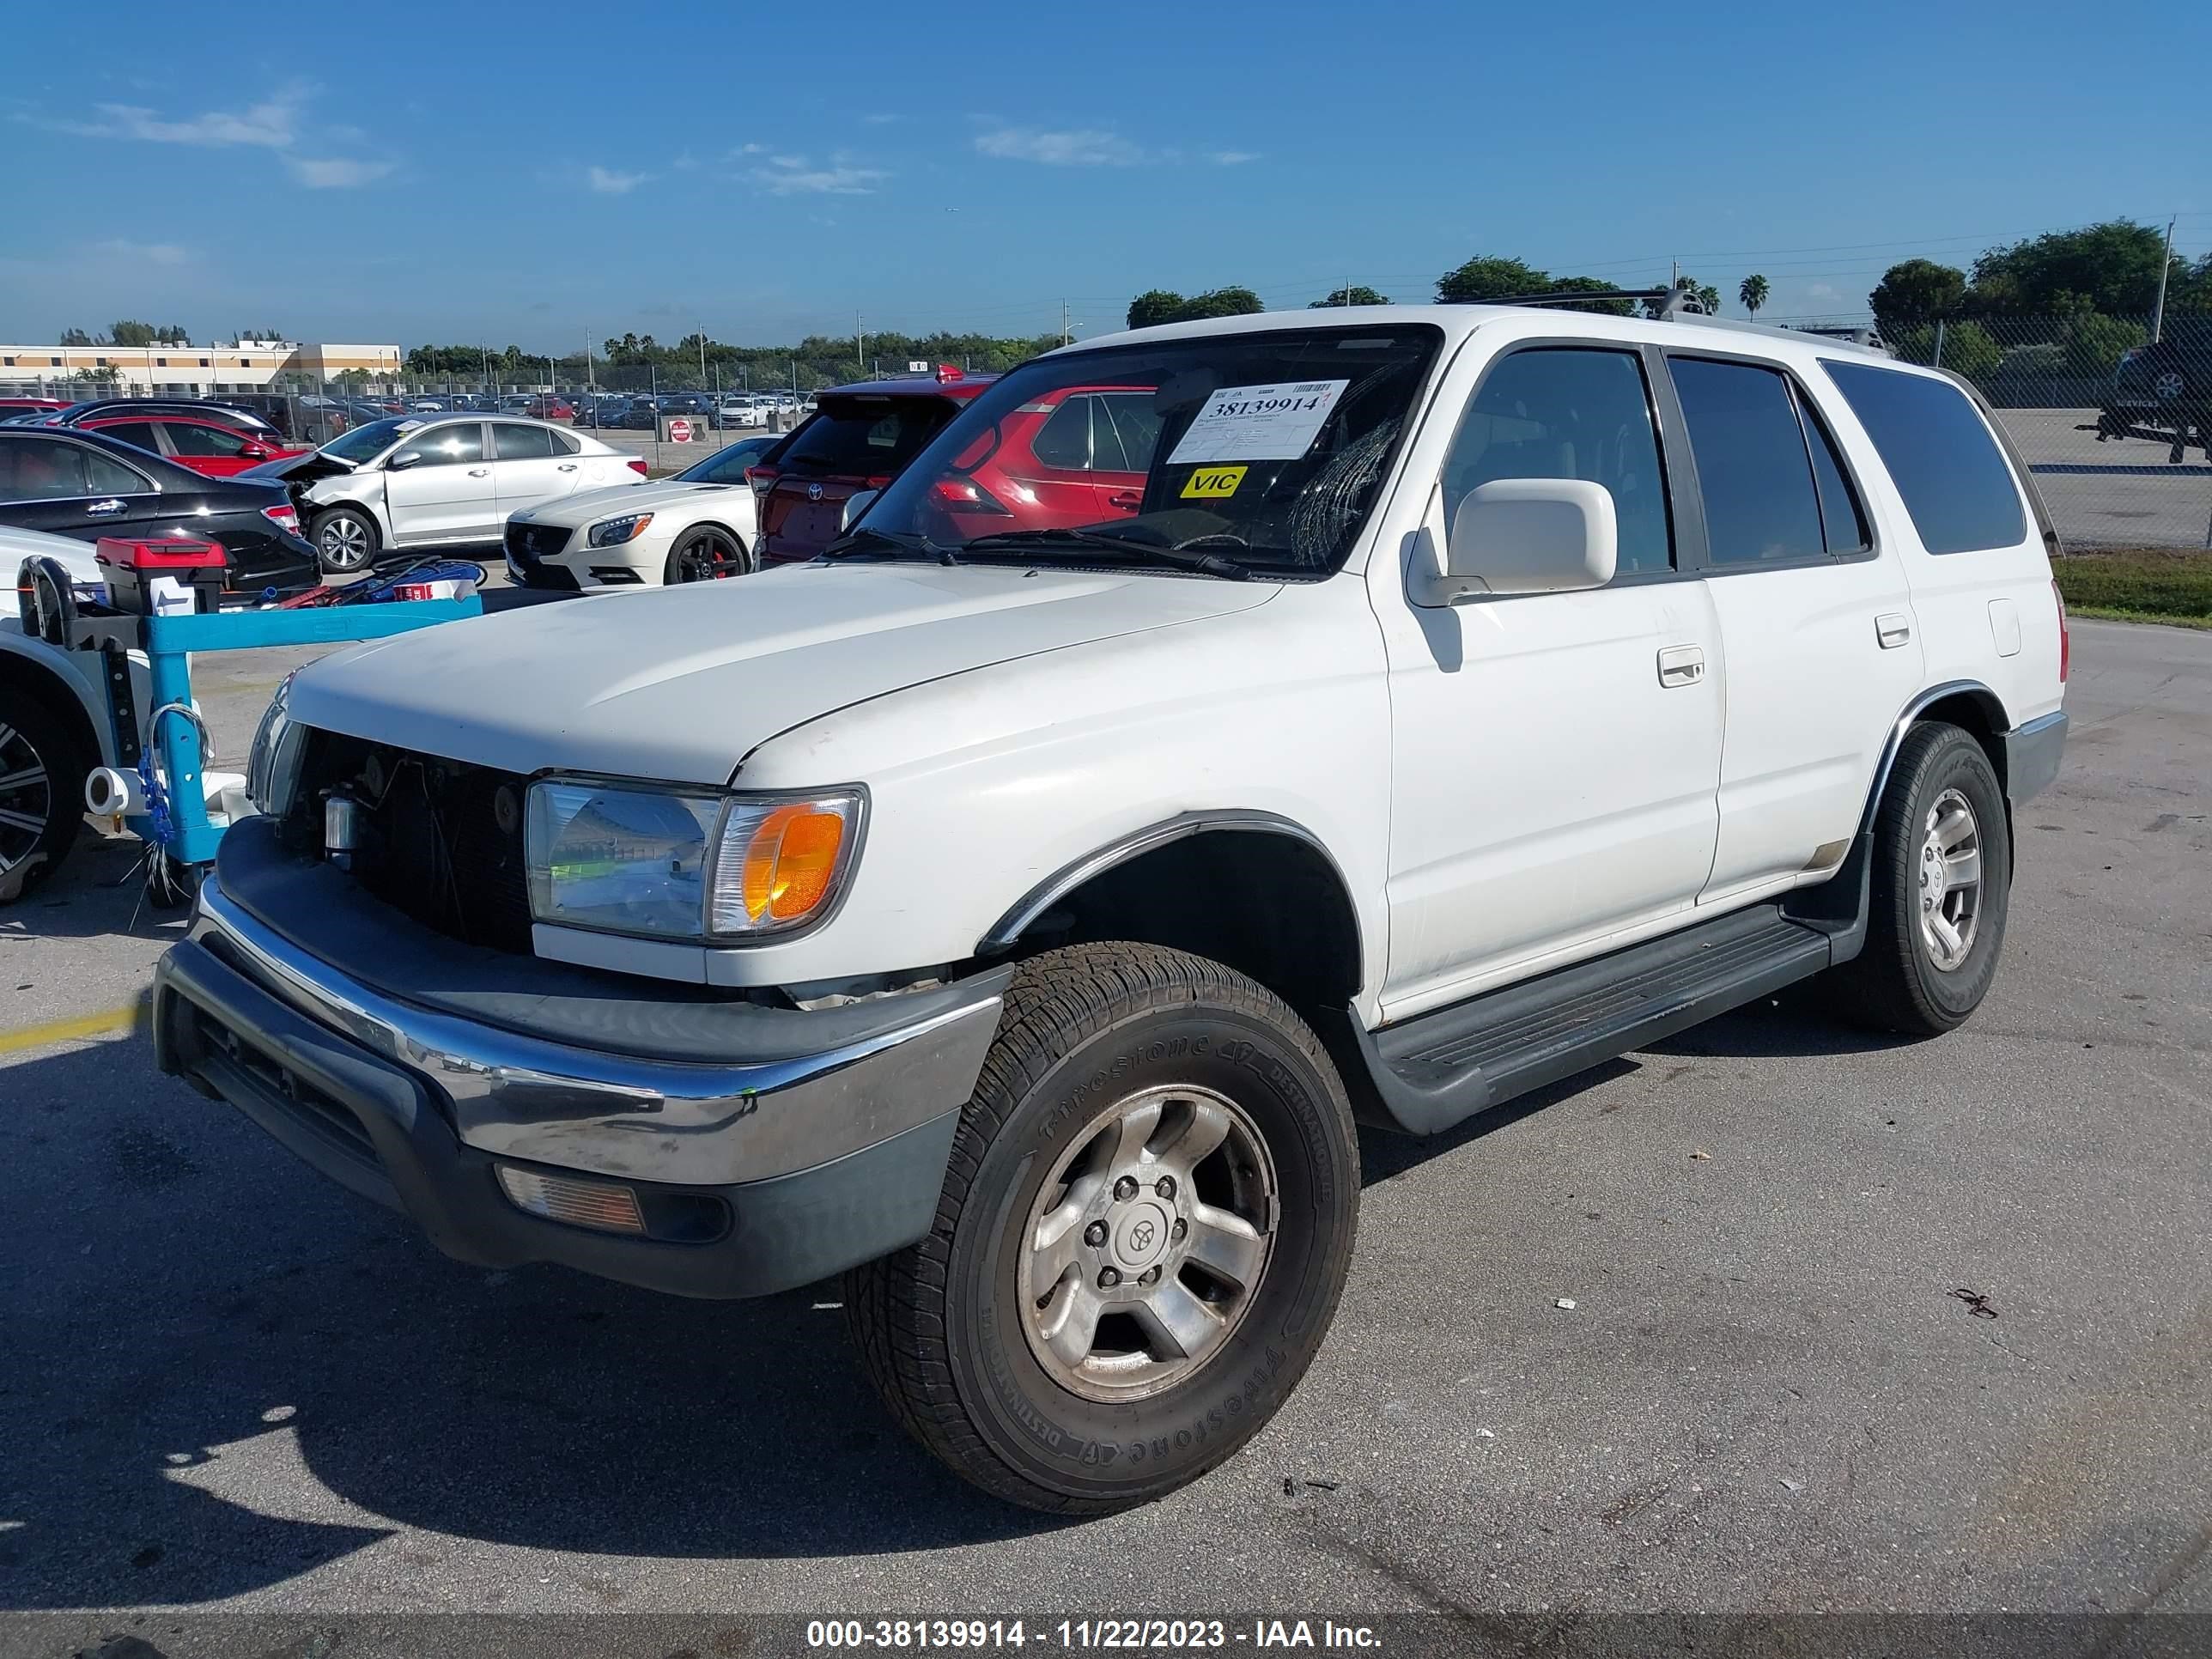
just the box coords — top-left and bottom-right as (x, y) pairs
(310, 506), (380, 574)
(664, 526), (753, 585)
(845, 943), (1360, 1513)
(0, 693), (88, 904)
(1832, 722), (2011, 1035)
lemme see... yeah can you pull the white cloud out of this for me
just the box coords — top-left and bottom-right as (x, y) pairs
(587, 166), (651, 194)
(1807, 283), (1839, 299)
(749, 153), (888, 195)
(974, 126), (1143, 166)
(43, 85), (392, 188)
(734, 143), (769, 155)
(92, 237), (193, 266)
(286, 155), (393, 188)
(672, 150), (699, 170)
(1209, 149), (1261, 166)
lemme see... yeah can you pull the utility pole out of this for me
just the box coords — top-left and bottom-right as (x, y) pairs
(1060, 298), (1072, 345)
(2151, 216), (2178, 344)
(586, 330), (596, 398)
(697, 320), (708, 387)
(855, 312), (865, 380)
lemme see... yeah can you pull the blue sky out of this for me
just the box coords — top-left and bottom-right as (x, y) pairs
(2, 0), (2205, 351)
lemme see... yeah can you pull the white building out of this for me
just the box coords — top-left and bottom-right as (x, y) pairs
(0, 339), (404, 395)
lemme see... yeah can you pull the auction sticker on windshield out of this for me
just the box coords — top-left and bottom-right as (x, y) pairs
(1166, 380), (1347, 465)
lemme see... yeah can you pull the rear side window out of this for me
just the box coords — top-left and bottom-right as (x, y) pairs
(1822, 362), (2026, 554)
(492, 422), (556, 459)
(167, 422), (248, 458)
(99, 422), (167, 454)
(780, 398), (953, 477)
(1667, 358), (1826, 566)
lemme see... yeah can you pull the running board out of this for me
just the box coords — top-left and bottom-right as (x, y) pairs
(1350, 904), (1836, 1136)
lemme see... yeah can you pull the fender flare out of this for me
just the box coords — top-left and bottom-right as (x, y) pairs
(976, 808), (1356, 959)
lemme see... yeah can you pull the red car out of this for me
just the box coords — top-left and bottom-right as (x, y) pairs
(923, 383), (1161, 543)
(0, 397), (69, 419)
(77, 413), (310, 477)
(524, 394), (574, 422)
(754, 369), (998, 563)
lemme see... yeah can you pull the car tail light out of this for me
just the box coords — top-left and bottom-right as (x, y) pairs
(746, 466), (778, 498)
(2053, 579), (2069, 684)
(932, 478), (1013, 514)
(626, 459), (649, 477)
(866, 474), (893, 489)
(262, 502), (301, 533)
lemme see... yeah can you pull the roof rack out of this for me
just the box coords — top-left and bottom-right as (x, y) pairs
(1445, 284), (1709, 318)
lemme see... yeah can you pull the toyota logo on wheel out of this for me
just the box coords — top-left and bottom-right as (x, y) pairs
(806, 483), (825, 502)
(1130, 1218), (1156, 1254)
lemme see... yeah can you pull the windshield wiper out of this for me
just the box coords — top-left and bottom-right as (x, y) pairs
(958, 527), (1252, 581)
(820, 526), (960, 565)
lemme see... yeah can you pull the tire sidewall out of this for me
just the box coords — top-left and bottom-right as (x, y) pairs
(1895, 730), (2011, 1021)
(313, 507), (377, 574)
(0, 693), (87, 902)
(944, 1000), (1357, 1504)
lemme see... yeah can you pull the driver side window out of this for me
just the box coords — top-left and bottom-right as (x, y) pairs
(1443, 348), (1674, 575)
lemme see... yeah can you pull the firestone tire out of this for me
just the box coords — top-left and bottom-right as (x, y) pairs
(844, 943), (1360, 1514)
(1832, 722), (2011, 1036)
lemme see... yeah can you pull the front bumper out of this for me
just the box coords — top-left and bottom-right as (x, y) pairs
(154, 831), (1007, 1298)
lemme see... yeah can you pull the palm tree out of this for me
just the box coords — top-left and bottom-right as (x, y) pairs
(1739, 273), (1771, 319)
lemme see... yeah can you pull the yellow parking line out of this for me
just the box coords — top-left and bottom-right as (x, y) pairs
(0, 992), (151, 1056)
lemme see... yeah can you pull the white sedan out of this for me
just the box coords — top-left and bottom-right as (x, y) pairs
(502, 435), (778, 590)
(250, 414), (647, 572)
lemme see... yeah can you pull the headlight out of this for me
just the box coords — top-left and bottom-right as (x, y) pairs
(586, 513), (653, 548)
(525, 779), (862, 942)
(246, 671), (306, 817)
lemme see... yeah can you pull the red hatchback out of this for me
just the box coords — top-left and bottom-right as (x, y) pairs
(78, 413), (310, 477)
(754, 371), (997, 563)
(924, 384), (1160, 543)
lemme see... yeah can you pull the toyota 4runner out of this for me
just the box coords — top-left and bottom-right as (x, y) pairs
(154, 303), (2068, 1513)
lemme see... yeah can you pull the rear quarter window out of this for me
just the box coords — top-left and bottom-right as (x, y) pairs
(1821, 362), (2027, 555)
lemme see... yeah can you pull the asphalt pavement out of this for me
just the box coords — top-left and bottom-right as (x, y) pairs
(1, 620), (2206, 1638)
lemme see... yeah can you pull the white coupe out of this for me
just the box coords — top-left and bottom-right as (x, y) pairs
(502, 434), (778, 590)
(248, 414), (647, 573)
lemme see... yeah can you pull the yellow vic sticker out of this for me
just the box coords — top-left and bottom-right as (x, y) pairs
(1180, 465), (1248, 500)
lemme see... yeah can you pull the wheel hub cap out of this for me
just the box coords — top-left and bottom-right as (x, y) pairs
(1017, 1083), (1277, 1402)
(1917, 787), (1984, 972)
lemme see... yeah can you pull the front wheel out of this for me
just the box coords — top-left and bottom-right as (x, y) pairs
(845, 943), (1360, 1513)
(0, 693), (88, 904)
(309, 506), (380, 574)
(664, 526), (753, 584)
(1832, 722), (2012, 1035)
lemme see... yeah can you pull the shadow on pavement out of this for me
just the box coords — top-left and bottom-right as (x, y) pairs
(0, 1039), (1063, 1609)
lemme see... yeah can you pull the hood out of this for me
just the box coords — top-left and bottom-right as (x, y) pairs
(514, 478), (715, 526)
(2, 524), (106, 587)
(243, 450), (355, 486)
(288, 562), (1278, 784)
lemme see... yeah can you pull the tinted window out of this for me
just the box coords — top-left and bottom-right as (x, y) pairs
(99, 422), (167, 454)
(1668, 358), (1825, 565)
(1823, 362), (2026, 554)
(1030, 398), (1094, 470)
(167, 422), (248, 458)
(679, 437), (774, 483)
(1800, 397), (1869, 555)
(0, 437), (151, 501)
(404, 422), (483, 465)
(779, 398), (953, 478)
(492, 422), (556, 460)
(1445, 348), (1672, 575)
(1094, 392), (1160, 473)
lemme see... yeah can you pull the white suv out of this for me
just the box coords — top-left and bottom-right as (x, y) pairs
(156, 303), (2067, 1514)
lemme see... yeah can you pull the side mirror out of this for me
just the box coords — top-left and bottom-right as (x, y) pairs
(840, 488), (879, 532)
(1418, 478), (1617, 605)
(386, 449), (424, 471)
(240, 441), (268, 459)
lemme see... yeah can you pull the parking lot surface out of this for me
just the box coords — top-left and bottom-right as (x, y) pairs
(1, 619), (2207, 1626)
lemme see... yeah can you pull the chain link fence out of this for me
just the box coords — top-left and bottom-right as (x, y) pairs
(1882, 313), (2211, 549)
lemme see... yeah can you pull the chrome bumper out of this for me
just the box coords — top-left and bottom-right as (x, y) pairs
(175, 872), (1005, 1188)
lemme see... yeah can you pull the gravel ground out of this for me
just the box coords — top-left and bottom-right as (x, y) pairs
(0, 619), (2205, 1646)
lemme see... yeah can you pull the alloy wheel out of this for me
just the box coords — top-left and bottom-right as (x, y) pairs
(319, 514), (372, 572)
(0, 720), (53, 883)
(1917, 787), (1984, 971)
(1016, 1083), (1277, 1403)
(676, 531), (744, 582)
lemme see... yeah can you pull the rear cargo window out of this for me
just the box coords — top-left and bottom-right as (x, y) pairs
(1821, 362), (2027, 555)
(780, 399), (953, 477)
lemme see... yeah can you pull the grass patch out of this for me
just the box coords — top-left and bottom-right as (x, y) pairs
(2053, 550), (2212, 626)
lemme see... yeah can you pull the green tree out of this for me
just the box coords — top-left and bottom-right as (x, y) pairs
(1739, 274), (1770, 318)
(155, 324), (191, 344)
(110, 320), (159, 347)
(1969, 220), (2176, 316)
(1869, 259), (1968, 338)
(235, 327), (286, 343)
(2058, 313), (2147, 379)
(1893, 320), (2002, 383)
(1127, 290), (1186, 329)
(1546, 276), (1636, 316)
(1179, 287), (1264, 319)
(1310, 285), (1389, 307)
(1437, 256), (1552, 302)
(58, 327), (93, 346)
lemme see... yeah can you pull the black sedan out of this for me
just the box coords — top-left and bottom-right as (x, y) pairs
(0, 426), (320, 588)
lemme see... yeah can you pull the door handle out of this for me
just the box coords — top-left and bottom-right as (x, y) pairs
(1656, 644), (1705, 688)
(467, 467), (490, 477)
(85, 498), (127, 515)
(557, 462), (578, 471)
(1875, 612), (1912, 649)
(1107, 489), (1141, 511)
